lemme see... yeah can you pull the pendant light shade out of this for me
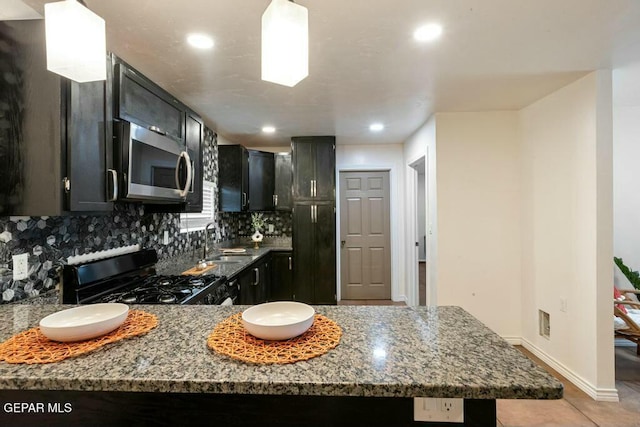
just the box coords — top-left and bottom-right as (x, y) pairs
(44, 0), (106, 83)
(261, 0), (308, 87)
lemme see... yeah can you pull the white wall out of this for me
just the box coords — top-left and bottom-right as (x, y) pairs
(336, 144), (407, 301)
(613, 61), (640, 272)
(433, 111), (522, 340)
(403, 116), (437, 306)
(520, 71), (615, 400)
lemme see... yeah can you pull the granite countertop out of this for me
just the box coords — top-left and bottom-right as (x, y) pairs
(156, 242), (292, 279)
(0, 305), (562, 400)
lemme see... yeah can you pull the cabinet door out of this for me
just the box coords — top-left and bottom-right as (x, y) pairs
(314, 140), (336, 200)
(269, 252), (293, 301)
(248, 150), (275, 211)
(114, 62), (185, 142)
(238, 259), (269, 305)
(238, 269), (256, 305)
(292, 203), (315, 304)
(274, 153), (292, 211)
(64, 77), (113, 212)
(314, 203), (337, 304)
(184, 111), (203, 212)
(292, 139), (314, 200)
(218, 145), (249, 212)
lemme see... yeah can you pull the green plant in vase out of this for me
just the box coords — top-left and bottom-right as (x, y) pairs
(251, 213), (266, 248)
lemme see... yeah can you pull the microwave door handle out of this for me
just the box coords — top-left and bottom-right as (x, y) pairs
(174, 151), (192, 198)
(107, 169), (118, 201)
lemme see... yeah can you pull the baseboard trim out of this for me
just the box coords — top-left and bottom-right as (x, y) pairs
(521, 338), (619, 402)
(502, 337), (522, 345)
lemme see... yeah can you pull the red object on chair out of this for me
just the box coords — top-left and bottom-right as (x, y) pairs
(614, 287), (628, 314)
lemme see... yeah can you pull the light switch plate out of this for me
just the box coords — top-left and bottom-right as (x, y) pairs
(163, 231), (169, 245)
(12, 253), (29, 281)
(268, 224), (274, 233)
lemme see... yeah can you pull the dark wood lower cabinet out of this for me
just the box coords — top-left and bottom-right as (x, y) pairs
(293, 202), (336, 304)
(238, 257), (269, 305)
(268, 251), (293, 301)
(0, 390), (497, 427)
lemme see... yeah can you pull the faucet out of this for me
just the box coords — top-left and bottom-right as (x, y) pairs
(203, 222), (216, 260)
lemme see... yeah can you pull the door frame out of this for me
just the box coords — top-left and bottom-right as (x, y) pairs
(407, 155), (432, 307)
(336, 167), (395, 302)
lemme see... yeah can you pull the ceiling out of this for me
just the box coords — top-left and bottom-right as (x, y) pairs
(16, 0), (640, 146)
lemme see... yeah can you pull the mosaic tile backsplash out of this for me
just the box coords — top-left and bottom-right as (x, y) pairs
(0, 127), (222, 304)
(0, 127), (294, 303)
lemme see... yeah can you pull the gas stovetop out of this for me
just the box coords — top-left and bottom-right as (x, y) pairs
(91, 274), (226, 305)
(62, 249), (234, 305)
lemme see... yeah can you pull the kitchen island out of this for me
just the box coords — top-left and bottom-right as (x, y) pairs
(0, 304), (562, 426)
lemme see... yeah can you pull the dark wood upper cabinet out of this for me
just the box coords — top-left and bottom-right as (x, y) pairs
(248, 150), (275, 211)
(184, 110), (204, 213)
(292, 136), (335, 201)
(218, 145), (249, 212)
(113, 59), (185, 143)
(274, 153), (293, 211)
(0, 20), (113, 216)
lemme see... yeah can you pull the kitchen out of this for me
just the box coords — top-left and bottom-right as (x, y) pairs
(0, 0), (639, 425)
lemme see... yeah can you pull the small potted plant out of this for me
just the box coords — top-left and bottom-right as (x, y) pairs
(251, 213), (265, 249)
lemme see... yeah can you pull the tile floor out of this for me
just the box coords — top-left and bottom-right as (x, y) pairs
(498, 346), (640, 427)
(338, 298), (640, 426)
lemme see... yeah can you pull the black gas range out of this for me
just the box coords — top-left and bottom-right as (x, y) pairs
(62, 249), (237, 305)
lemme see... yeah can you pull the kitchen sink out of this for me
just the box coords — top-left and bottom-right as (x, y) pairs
(207, 254), (257, 264)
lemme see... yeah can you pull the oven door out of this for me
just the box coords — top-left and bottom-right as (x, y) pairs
(117, 121), (192, 202)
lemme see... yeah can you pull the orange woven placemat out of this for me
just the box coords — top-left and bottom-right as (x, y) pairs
(0, 309), (158, 364)
(207, 313), (342, 364)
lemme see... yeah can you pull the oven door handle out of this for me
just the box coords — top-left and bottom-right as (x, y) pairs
(175, 150), (192, 198)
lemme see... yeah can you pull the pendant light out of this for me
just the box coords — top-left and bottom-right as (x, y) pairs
(44, 0), (106, 83)
(261, 0), (308, 87)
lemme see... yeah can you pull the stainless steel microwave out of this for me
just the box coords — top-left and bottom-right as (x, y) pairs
(115, 121), (192, 202)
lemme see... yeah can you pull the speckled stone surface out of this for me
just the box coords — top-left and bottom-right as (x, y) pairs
(156, 242), (292, 279)
(0, 305), (562, 400)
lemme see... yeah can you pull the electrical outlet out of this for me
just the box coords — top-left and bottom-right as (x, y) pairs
(12, 253), (29, 281)
(414, 398), (464, 423)
(163, 231), (169, 245)
(268, 224), (274, 233)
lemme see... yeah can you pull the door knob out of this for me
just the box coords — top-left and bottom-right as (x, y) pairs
(341, 240), (346, 248)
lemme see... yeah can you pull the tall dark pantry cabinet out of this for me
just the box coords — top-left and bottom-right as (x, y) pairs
(291, 136), (336, 304)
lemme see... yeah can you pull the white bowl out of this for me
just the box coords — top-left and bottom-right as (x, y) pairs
(242, 301), (315, 340)
(39, 303), (129, 342)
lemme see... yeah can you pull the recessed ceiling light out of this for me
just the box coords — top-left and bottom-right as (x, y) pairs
(187, 33), (214, 49)
(262, 126), (276, 133)
(413, 23), (443, 42)
(369, 123), (385, 132)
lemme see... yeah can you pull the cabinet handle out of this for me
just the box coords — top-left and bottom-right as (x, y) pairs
(312, 180), (317, 197)
(148, 125), (167, 136)
(242, 192), (247, 208)
(253, 268), (260, 286)
(107, 169), (118, 202)
(310, 205), (314, 223)
(273, 194), (278, 206)
(288, 256), (292, 270)
(174, 151), (192, 198)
